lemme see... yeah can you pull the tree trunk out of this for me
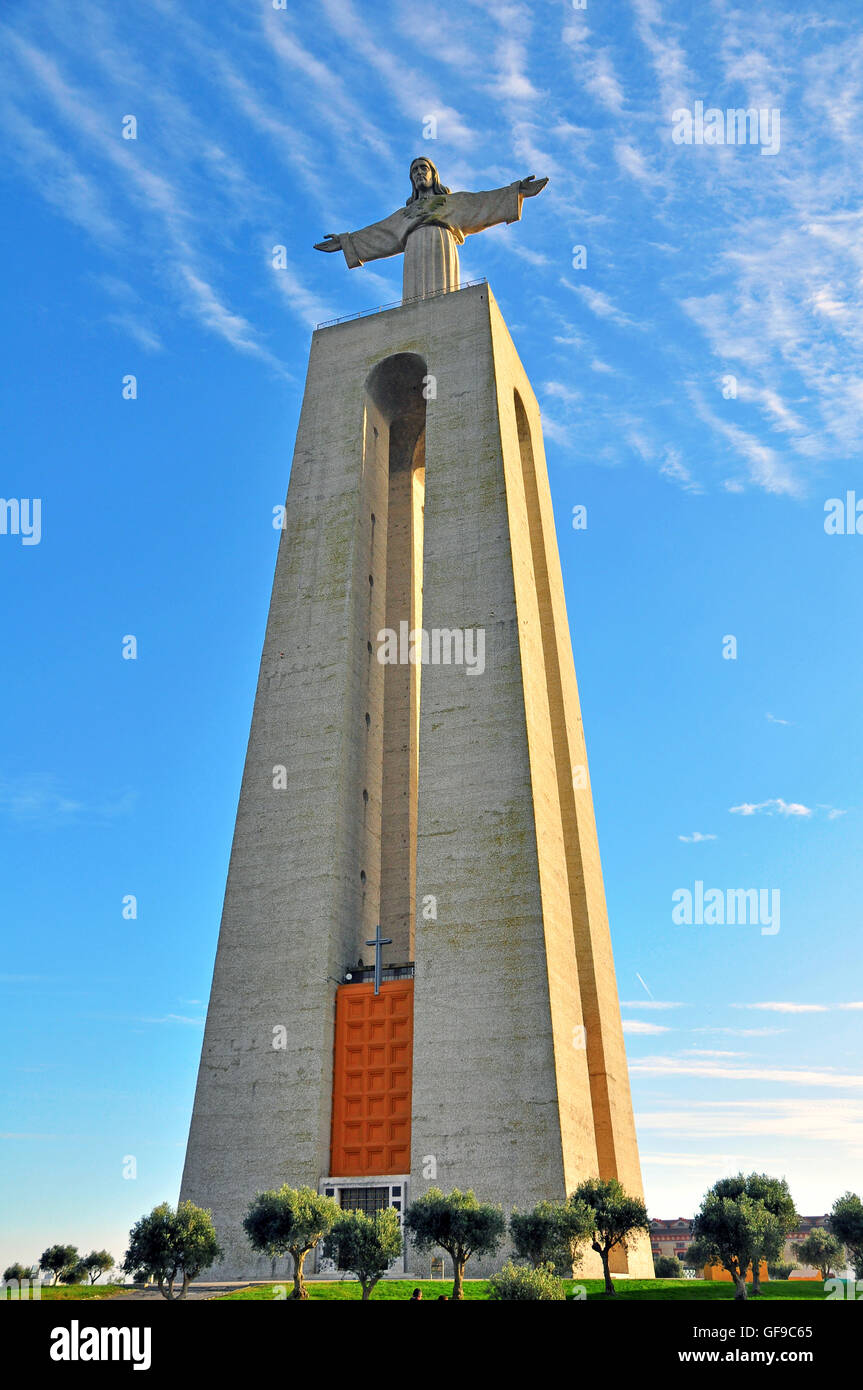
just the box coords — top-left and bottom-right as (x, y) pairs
(751, 1262), (762, 1296)
(362, 1283), (372, 1301)
(452, 1255), (465, 1300)
(291, 1250), (308, 1300)
(601, 1249), (615, 1295)
(178, 1272), (190, 1300)
(733, 1274), (748, 1301)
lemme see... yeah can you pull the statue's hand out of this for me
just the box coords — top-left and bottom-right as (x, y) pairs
(518, 175), (549, 198)
(314, 234), (342, 252)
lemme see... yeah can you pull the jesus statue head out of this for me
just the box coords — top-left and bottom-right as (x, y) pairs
(406, 157), (451, 204)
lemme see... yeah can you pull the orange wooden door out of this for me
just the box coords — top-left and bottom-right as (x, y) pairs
(330, 979), (413, 1176)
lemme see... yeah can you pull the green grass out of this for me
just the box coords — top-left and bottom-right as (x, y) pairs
(222, 1278), (487, 1301)
(30, 1284), (131, 1301)
(22, 1277), (836, 1303)
(219, 1277), (835, 1302)
(581, 1279), (830, 1302)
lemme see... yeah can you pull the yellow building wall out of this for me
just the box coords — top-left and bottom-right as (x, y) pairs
(701, 1260), (770, 1283)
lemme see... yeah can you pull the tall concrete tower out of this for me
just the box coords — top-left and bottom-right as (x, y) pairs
(179, 277), (652, 1279)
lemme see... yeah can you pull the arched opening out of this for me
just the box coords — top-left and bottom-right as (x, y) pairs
(361, 353), (427, 967)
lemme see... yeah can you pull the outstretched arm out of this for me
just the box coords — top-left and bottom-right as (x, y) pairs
(454, 175), (549, 239)
(313, 211), (405, 269)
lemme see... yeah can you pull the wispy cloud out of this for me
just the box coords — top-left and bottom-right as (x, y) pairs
(658, 447), (702, 492)
(732, 1001), (863, 1014)
(0, 97), (121, 246)
(614, 140), (662, 189)
(687, 387), (804, 496)
(261, 12), (392, 164)
(730, 798), (812, 817)
(106, 313), (163, 353)
(0, 18), (293, 375)
(0, 777), (135, 826)
(639, 1150), (750, 1168)
(178, 266), (289, 375)
(679, 1049), (749, 1058)
(270, 263), (338, 329)
(635, 1098), (863, 1149)
(692, 1027), (788, 1037)
(562, 20), (626, 114)
(140, 1014), (204, 1027)
(542, 380), (581, 407)
(630, 1055), (863, 1089)
(630, 0), (694, 112)
(563, 280), (643, 330)
(620, 1000), (685, 1010)
(319, 0), (478, 145)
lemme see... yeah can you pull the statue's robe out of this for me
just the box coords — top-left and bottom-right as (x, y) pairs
(335, 182), (525, 300)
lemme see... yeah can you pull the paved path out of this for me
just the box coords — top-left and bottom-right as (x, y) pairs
(109, 1282), (254, 1301)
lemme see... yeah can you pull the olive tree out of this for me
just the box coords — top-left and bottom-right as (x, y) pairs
(711, 1173), (798, 1295)
(691, 1193), (770, 1301)
(684, 1236), (714, 1277)
(404, 1187), (505, 1300)
(509, 1198), (593, 1275)
(244, 1185), (340, 1300)
(571, 1178), (650, 1296)
(122, 1201), (221, 1300)
(792, 1228), (844, 1280)
(322, 1207), (403, 1300)
(82, 1250), (115, 1285)
(828, 1192), (863, 1280)
(39, 1245), (79, 1286)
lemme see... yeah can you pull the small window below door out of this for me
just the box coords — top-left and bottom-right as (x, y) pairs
(338, 1185), (390, 1216)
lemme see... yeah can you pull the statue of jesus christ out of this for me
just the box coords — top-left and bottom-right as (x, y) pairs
(314, 157), (548, 301)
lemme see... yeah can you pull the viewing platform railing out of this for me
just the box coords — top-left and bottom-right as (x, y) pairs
(316, 278), (487, 330)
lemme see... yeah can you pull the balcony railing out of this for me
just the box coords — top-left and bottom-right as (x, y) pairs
(316, 279), (487, 330)
(342, 963), (415, 985)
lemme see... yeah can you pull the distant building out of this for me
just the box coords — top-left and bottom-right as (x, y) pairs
(785, 1215), (829, 1250)
(650, 1217), (693, 1263)
(650, 1215), (832, 1275)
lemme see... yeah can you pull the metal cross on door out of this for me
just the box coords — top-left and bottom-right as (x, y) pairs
(365, 923), (393, 995)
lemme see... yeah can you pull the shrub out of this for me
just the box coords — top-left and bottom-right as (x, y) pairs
(488, 1261), (565, 1301)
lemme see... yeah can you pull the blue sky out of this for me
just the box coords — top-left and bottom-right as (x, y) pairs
(1, 0), (861, 1272)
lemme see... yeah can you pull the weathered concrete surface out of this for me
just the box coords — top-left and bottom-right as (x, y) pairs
(180, 284), (651, 1279)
